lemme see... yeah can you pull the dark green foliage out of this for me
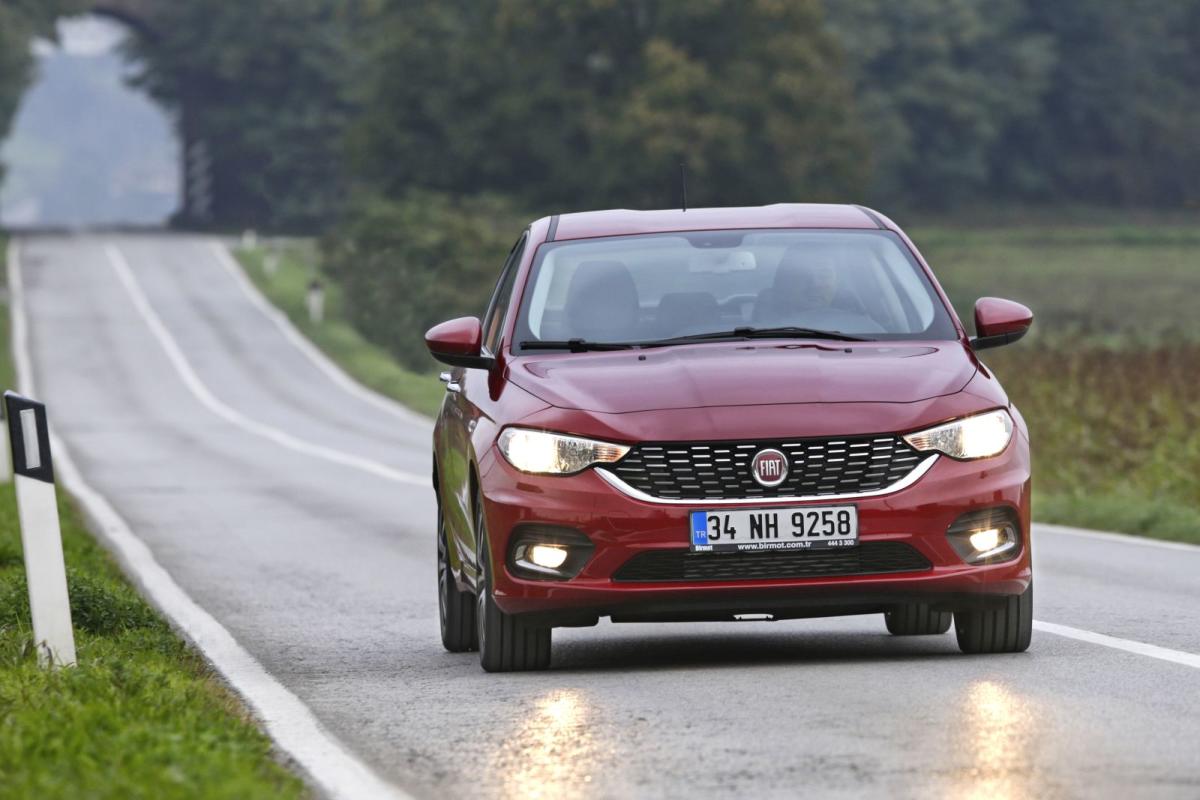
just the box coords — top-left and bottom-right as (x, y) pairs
(829, 0), (1200, 209)
(123, 0), (359, 230)
(825, 0), (1055, 207)
(5, 0), (1200, 223)
(322, 190), (527, 370)
(1004, 0), (1200, 207)
(348, 0), (867, 210)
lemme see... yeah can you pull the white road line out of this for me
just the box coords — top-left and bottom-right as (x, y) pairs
(8, 239), (413, 800)
(104, 243), (426, 487)
(1034, 621), (1200, 670)
(208, 240), (432, 426)
(1037, 522), (1200, 552)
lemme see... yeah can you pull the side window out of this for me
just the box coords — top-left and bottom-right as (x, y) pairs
(482, 233), (527, 353)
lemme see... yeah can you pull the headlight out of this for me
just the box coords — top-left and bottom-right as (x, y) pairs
(903, 409), (1013, 461)
(497, 428), (630, 475)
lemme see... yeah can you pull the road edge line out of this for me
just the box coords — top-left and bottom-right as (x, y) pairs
(8, 238), (414, 800)
(1033, 621), (1200, 670)
(104, 243), (425, 487)
(209, 240), (432, 425)
(1035, 522), (1199, 552)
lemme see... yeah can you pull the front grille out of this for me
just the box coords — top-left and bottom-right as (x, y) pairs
(613, 541), (931, 583)
(606, 435), (924, 500)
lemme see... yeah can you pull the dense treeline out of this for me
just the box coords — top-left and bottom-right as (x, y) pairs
(124, 0), (357, 230)
(5, 0), (1200, 222)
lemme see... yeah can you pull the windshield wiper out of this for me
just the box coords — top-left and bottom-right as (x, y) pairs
(520, 339), (638, 352)
(652, 326), (868, 344)
(521, 327), (866, 353)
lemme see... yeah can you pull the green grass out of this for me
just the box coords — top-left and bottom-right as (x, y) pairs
(0, 236), (307, 799)
(918, 225), (1200, 544)
(919, 224), (1200, 346)
(235, 243), (443, 417)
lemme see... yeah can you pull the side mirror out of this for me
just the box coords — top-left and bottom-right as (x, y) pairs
(970, 297), (1033, 351)
(424, 317), (494, 369)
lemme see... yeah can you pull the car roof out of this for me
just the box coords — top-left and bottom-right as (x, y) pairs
(543, 203), (885, 242)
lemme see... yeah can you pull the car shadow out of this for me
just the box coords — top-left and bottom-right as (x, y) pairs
(548, 625), (970, 673)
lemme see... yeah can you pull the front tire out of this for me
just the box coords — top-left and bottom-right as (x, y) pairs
(885, 603), (952, 635)
(474, 494), (551, 672)
(438, 505), (477, 653)
(954, 585), (1033, 654)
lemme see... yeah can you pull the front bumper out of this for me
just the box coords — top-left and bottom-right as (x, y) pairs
(477, 438), (1032, 625)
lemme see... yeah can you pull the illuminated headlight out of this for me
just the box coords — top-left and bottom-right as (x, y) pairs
(903, 409), (1013, 461)
(497, 427), (630, 475)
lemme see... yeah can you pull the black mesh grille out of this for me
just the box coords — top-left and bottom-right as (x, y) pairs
(606, 435), (924, 500)
(613, 542), (931, 583)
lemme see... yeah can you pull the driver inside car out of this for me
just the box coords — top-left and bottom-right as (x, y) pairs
(755, 247), (843, 324)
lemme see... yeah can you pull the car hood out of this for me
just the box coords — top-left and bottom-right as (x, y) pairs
(508, 341), (977, 414)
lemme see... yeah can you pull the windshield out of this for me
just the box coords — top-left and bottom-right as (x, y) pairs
(513, 229), (958, 350)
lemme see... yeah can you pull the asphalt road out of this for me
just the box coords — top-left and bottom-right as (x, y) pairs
(15, 233), (1200, 799)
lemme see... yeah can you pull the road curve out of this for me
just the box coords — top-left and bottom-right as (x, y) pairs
(15, 233), (1200, 799)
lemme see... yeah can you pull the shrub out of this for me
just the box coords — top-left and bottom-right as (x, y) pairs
(322, 190), (529, 369)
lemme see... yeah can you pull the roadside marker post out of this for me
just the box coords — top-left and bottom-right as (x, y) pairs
(306, 278), (325, 324)
(0, 402), (11, 483)
(5, 391), (76, 667)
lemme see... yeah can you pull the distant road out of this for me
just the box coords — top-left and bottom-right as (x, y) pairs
(15, 233), (1200, 799)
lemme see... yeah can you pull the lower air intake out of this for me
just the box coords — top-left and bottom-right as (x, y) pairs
(612, 541), (931, 583)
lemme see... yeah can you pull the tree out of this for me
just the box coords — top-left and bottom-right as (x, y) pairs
(347, 0), (867, 210)
(824, 0), (1054, 208)
(1005, 0), (1200, 207)
(124, 0), (359, 230)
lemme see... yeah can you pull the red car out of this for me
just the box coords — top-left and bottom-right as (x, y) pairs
(427, 204), (1033, 672)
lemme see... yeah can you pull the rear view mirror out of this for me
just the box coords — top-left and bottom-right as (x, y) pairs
(970, 297), (1033, 350)
(424, 317), (494, 369)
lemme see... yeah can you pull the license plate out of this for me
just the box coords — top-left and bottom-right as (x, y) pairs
(689, 506), (858, 553)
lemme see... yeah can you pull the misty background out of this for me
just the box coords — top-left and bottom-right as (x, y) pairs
(0, 16), (177, 228)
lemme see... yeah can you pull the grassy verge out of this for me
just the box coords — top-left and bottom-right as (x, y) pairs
(919, 225), (1200, 544)
(234, 242), (443, 417)
(0, 237), (306, 799)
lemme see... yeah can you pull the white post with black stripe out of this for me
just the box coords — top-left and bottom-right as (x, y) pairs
(5, 391), (76, 667)
(0, 402), (10, 483)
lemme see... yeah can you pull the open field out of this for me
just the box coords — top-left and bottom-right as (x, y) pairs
(0, 239), (305, 800)
(240, 223), (1200, 543)
(921, 225), (1200, 345)
(918, 225), (1200, 542)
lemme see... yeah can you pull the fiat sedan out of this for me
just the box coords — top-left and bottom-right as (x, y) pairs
(427, 204), (1033, 671)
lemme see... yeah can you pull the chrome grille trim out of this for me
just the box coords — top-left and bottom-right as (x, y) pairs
(596, 454), (938, 505)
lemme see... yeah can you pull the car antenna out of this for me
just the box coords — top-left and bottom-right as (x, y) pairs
(679, 161), (688, 212)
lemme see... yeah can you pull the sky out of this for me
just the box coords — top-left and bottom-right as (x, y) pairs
(1, 15), (179, 228)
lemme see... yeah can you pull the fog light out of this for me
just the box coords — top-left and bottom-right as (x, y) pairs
(527, 544), (568, 570)
(947, 508), (1021, 565)
(969, 528), (1002, 553)
(507, 524), (595, 580)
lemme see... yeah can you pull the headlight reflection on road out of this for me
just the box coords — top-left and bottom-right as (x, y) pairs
(951, 680), (1040, 800)
(490, 689), (612, 800)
